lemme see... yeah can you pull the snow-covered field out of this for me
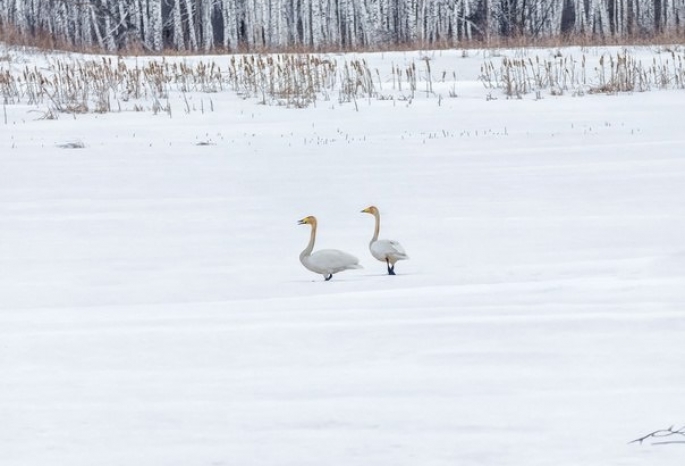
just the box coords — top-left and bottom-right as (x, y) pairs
(1, 46), (684, 465)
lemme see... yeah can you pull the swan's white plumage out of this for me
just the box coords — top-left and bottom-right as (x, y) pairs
(361, 206), (408, 274)
(301, 249), (362, 276)
(298, 215), (361, 280)
(370, 239), (408, 263)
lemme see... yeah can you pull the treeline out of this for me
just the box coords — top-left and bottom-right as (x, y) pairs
(0, 0), (683, 53)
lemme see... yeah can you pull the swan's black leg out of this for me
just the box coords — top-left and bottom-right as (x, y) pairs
(386, 260), (396, 275)
(325, 273), (333, 281)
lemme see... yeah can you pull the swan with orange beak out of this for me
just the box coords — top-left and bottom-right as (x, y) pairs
(360, 206), (409, 275)
(298, 216), (362, 281)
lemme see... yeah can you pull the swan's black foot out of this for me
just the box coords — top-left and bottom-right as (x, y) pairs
(325, 274), (333, 281)
(386, 261), (396, 275)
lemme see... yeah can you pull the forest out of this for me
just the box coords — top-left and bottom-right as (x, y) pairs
(0, 0), (684, 53)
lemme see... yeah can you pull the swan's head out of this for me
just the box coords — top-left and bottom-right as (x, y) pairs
(298, 215), (317, 226)
(361, 206), (379, 215)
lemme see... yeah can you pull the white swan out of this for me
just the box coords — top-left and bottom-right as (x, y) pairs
(361, 206), (408, 275)
(298, 215), (362, 281)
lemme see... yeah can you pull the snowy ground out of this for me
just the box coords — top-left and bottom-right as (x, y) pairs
(1, 46), (684, 465)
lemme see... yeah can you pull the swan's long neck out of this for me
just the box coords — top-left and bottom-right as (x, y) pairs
(370, 211), (380, 243)
(300, 221), (317, 261)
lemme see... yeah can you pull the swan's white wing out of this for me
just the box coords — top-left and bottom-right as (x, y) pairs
(307, 249), (362, 274)
(371, 239), (409, 261)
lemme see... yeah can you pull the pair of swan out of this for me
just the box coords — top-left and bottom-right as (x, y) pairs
(298, 206), (409, 281)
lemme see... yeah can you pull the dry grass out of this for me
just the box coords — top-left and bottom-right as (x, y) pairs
(480, 49), (685, 97)
(2, 40), (684, 119)
(1, 53), (445, 115)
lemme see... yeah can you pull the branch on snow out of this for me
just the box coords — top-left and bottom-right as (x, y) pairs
(630, 425), (685, 446)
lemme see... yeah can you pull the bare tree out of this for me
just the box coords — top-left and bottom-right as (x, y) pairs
(4, 0), (685, 53)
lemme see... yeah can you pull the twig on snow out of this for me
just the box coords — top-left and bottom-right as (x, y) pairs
(630, 425), (685, 445)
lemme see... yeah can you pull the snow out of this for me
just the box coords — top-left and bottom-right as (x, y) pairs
(1, 46), (684, 465)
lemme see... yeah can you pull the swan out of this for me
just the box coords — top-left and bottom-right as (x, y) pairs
(361, 206), (408, 275)
(298, 215), (362, 281)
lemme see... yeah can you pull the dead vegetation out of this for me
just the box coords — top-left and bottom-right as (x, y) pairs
(1, 46), (684, 118)
(480, 48), (685, 98)
(630, 425), (685, 446)
(0, 53), (443, 115)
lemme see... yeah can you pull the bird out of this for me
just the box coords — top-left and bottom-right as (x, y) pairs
(360, 206), (409, 275)
(298, 215), (362, 281)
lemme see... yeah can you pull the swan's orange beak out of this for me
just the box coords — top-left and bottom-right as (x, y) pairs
(361, 207), (372, 214)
